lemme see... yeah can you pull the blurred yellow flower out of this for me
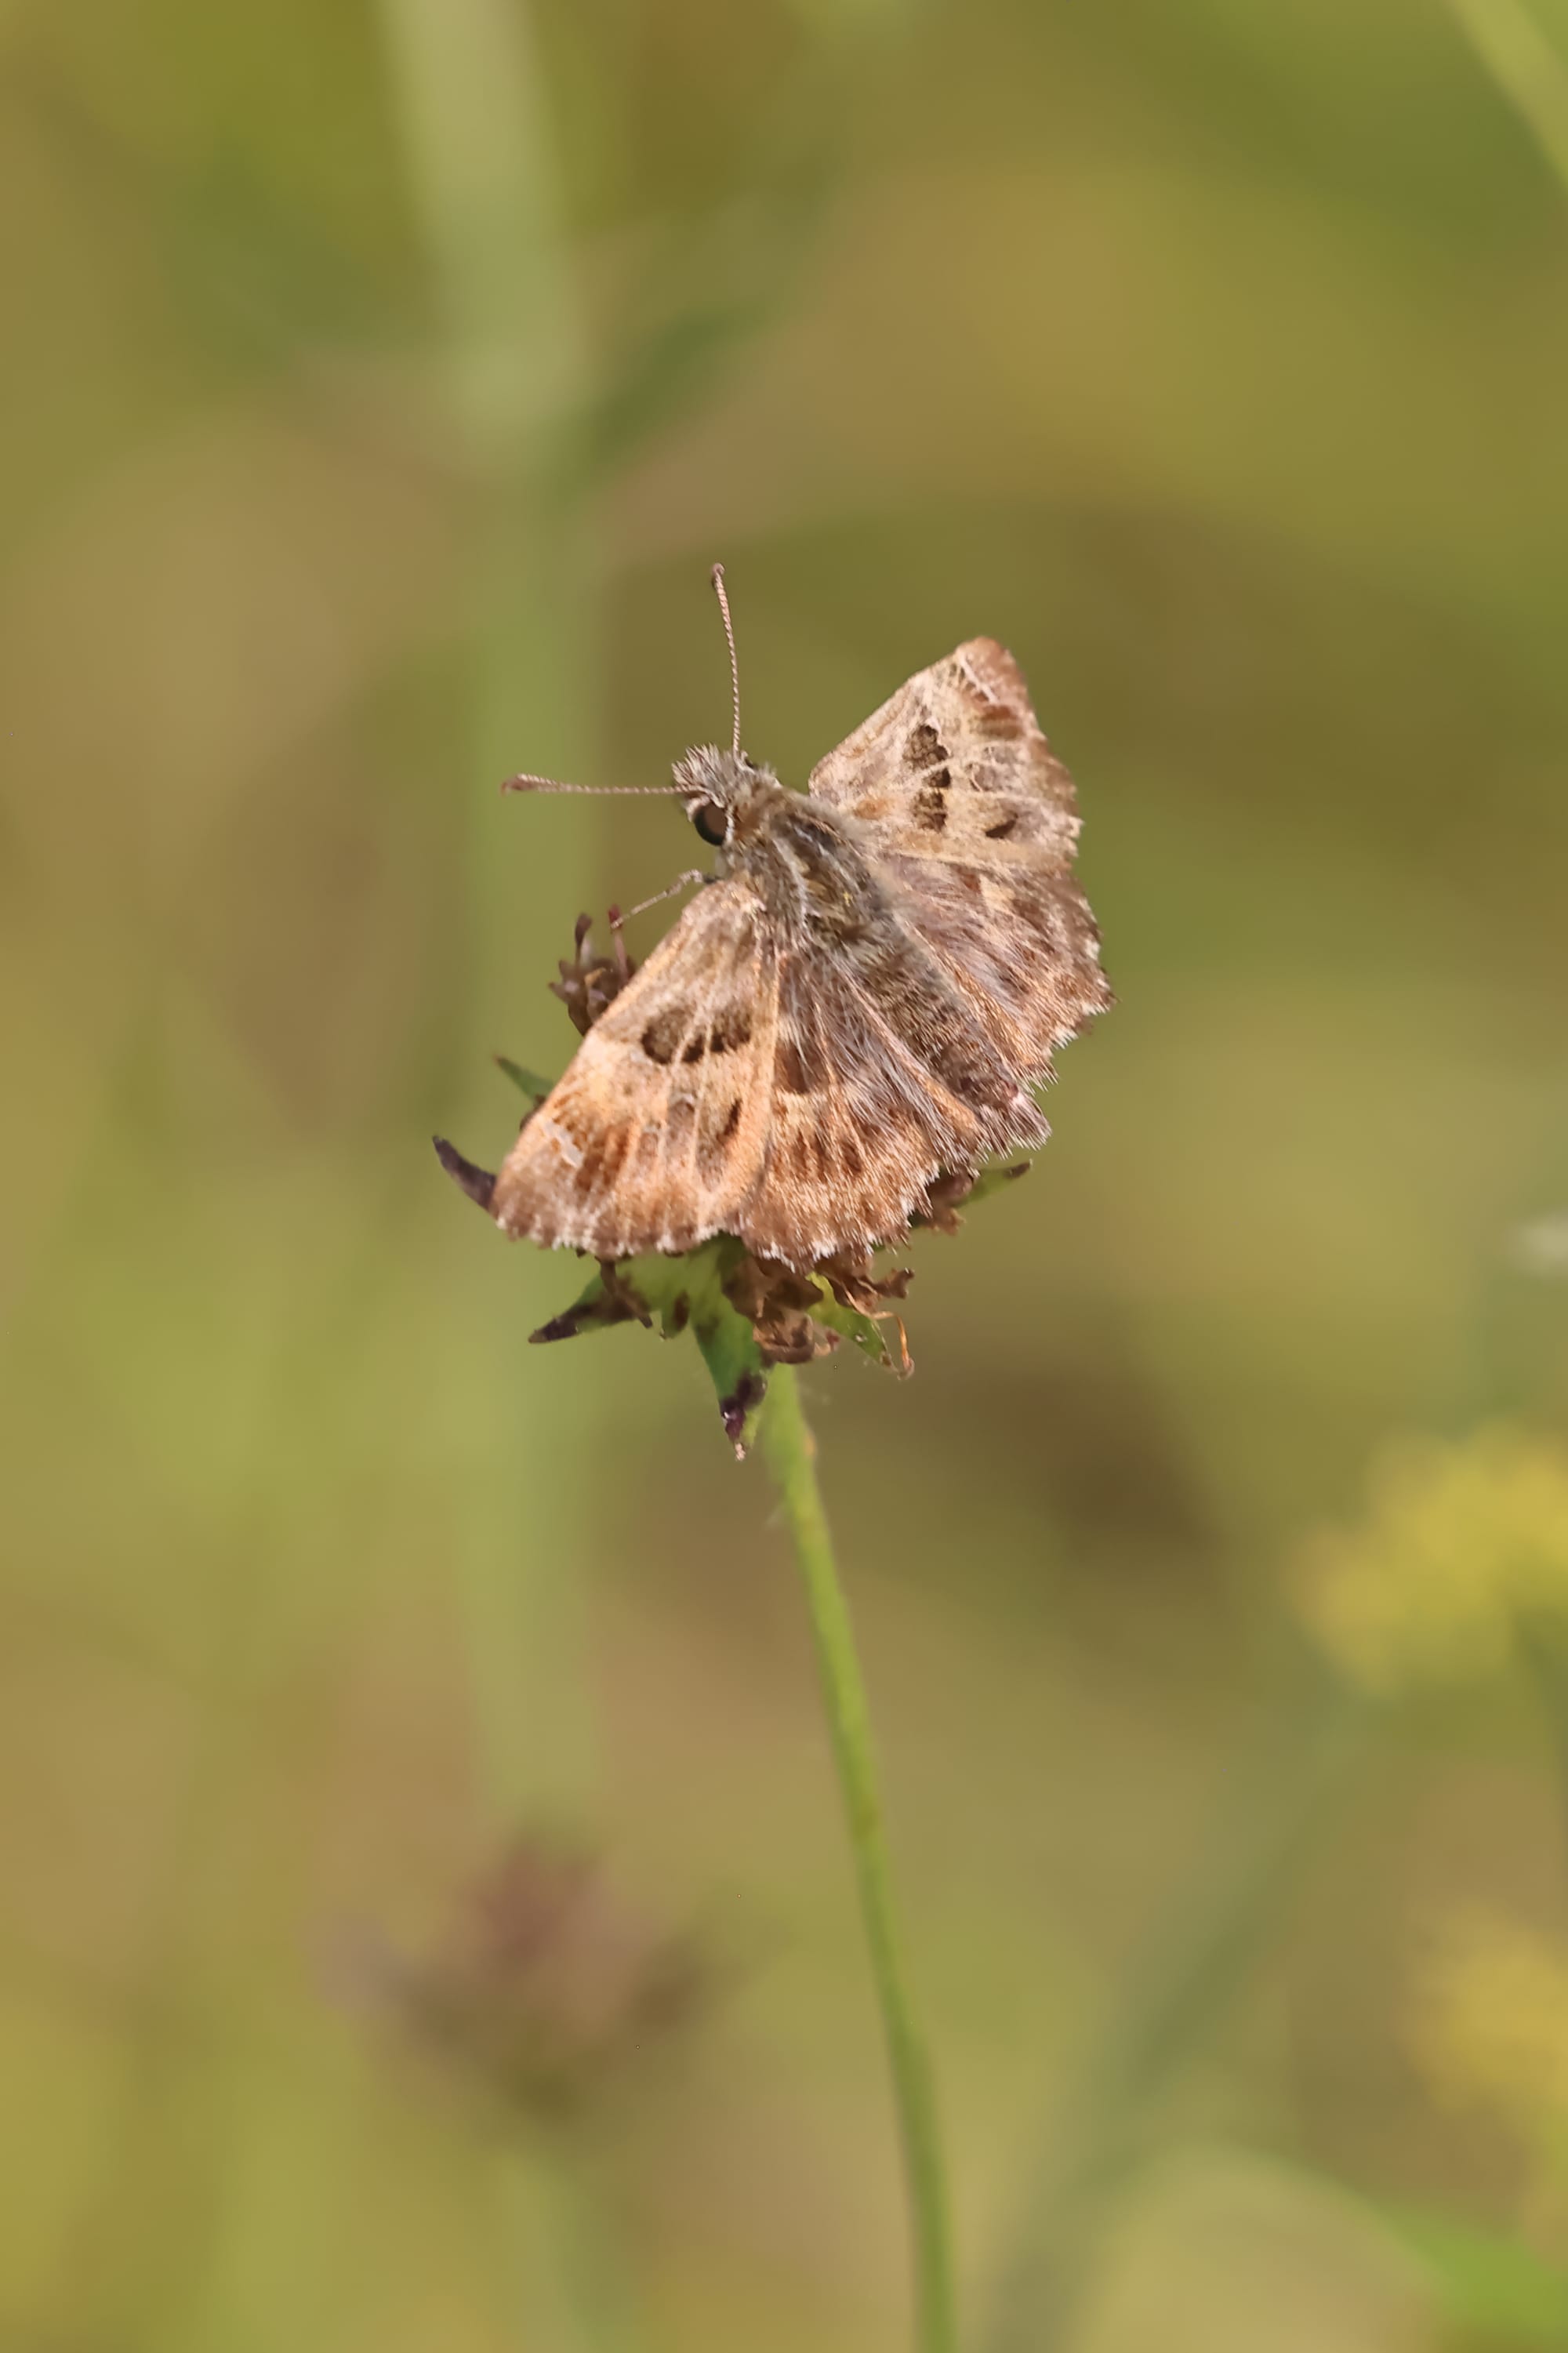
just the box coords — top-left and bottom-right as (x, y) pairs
(1409, 1908), (1568, 2159)
(1296, 1424), (1568, 1693)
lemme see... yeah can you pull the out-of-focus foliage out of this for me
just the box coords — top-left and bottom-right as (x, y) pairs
(1299, 1425), (1568, 1691)
(4, 0), (1568, 2347)
(1410, 1908), (1568, 2178)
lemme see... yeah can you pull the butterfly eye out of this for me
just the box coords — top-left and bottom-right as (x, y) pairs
(691, 803), (728, 848)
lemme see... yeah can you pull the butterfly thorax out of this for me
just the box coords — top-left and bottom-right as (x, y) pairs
(674, 746), (887, 947)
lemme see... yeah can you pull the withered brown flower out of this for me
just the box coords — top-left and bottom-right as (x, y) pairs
(374, 1836), (706, 2119)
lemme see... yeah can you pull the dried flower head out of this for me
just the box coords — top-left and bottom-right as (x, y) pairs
(372, 1836), (706, 2120)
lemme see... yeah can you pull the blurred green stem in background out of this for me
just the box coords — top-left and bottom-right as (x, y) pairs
(983, 1654), (1373, 2353)
(378, 0), (599, 1824)
(500, 2142), (646, 2353)
(1442, 0), (1568, 190)
(378, 1), (612, 2342)
(760, 1368), (959, 2353)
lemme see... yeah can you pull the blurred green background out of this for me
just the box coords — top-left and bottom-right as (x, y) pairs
(5, 0), (1568, 2346)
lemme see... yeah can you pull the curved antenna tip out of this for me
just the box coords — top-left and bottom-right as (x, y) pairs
(710, 565), (742, 757)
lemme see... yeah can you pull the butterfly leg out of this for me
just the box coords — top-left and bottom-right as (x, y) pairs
(605, 905), (633, 986)
(613, 869), (709, 935)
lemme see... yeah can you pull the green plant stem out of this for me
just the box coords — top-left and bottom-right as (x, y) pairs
(379, 7), (619, 2348)
(379, 0), (598, 1825)
(499, 2141), (645, 2353)
(760, 1367), (957, 2353)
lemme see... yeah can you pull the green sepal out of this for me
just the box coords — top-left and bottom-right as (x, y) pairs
(531, 1237), (768, 1458)
(495, 1056), (558, 1102)
(952, 1159), (1030, 1209)
(811, 1295), (901, 1371)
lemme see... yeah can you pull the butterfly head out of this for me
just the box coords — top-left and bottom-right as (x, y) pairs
(671, 744), (775, 852)
(669, 566), (780, 852)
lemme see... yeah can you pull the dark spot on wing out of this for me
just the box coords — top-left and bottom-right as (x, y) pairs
(695, 1092), (742, 1177)
(905, 721), (949, 769)
(841, 1136), (864, 1177)
(641, 1006), (690, 1065)
(707, 1005), (753, 1055)
(972, 698), (1024, 741)
(984, 812), (1019, 840)
(913, 766), (951, 833)
(785, 1129), (818, 1182)
(776, 1030), (825, 1093)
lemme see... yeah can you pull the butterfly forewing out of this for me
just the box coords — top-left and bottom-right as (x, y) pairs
(737, 935), (1045, 1266)
(491, 882), (779, 1259)
(809, 637), (1112, 1074)
(808, 639), (1079, 859)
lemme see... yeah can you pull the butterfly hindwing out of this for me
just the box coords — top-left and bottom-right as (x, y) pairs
(736, 928), (1045, 1267)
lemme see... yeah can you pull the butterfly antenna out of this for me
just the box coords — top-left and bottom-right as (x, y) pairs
(711, 562), (742, 757)
(501, 773), (685, 797)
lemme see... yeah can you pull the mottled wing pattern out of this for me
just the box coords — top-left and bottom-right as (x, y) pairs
(737, 900), (1047, 1269)
(808, 637), (1112, 1073)
(490, 829), (1051, 1269)
(490, 882), (778, 1259)
(491, 640), (1106, 1272)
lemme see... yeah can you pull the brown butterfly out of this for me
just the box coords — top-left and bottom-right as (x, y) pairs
(439, 571), (1112, 1275)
